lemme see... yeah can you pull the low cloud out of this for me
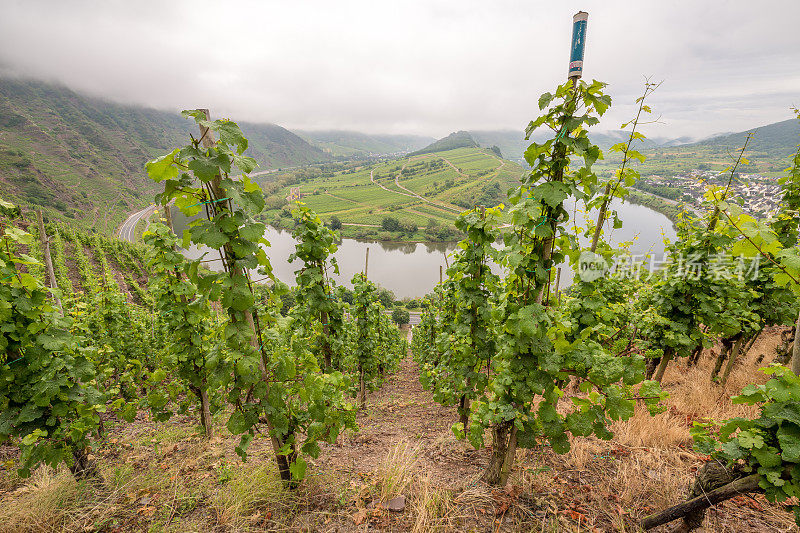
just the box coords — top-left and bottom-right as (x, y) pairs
(1, 0), (797, 139)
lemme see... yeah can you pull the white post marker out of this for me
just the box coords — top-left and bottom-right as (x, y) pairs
(568, 11), (588, 81)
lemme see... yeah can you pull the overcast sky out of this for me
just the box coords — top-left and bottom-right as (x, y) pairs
(1, 0), (797, 140)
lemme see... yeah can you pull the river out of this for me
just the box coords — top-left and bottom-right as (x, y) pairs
(174, 198), (676, 299)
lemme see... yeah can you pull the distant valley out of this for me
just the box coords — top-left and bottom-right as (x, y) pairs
(0, 76), (797, 238)
(295, 130), (435, 158)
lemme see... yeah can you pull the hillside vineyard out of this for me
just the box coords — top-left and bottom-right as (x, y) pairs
(3, 9), (800, 530)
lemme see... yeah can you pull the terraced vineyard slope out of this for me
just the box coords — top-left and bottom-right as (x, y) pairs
(259, 146), (525, 241)
(595, 116), (800, 178)
(15, 213), (151, 305)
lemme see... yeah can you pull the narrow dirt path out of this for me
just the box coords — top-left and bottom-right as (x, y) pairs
(437, 155), (469, 178)
(393, 173), (461, 214)
(367, 164), (463, 215)
(388, 160), (462, 214)
(314, 349), (484, 487)
(370, 167), (415, 198)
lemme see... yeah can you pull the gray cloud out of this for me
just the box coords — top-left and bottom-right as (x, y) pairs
(1, 0), (797, 139)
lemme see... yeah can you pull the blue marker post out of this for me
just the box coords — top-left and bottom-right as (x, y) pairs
(568, 11), (588, 83)
(543, 11), (589, 306)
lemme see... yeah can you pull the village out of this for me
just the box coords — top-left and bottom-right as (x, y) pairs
(639, 169), (783, 216)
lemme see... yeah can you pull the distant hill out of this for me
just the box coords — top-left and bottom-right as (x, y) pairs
(469, 129), (696, 164)
(477, 118), (800, 176)
(625, 117), (800, 177)
(296, 130), (433, 157)
(469, 130), (529, 162)
(0, 77), (328, 233)
(411, 131), (478, 156)
(684, 118), (799, 156)
(589, 130), (694, 150)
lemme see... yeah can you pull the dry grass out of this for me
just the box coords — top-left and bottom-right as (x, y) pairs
(411, 472), (451, 533)
(0, 427), (291, 533)
(373, 439), (419, 503)
(209, 462), (286, 528)
(612, 406), (692, 448)
(614, 343), (772, 451)
(0, 468), (85, 533)
(514, 441), (697, 531)
(507, 343), (798, 532)
(0, 337), (797, 532)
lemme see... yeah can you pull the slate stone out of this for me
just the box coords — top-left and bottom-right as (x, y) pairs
(382, 495), (406, 512)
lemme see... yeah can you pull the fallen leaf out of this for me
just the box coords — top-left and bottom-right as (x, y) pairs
(562, 509), (586, 522)
(137, 506), (156, 517)
(353, 508), (368, 525)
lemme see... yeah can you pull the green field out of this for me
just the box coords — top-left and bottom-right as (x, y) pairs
(257, 147), (526, 241)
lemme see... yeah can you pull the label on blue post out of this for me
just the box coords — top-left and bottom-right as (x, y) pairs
(568, 11), (588, 79)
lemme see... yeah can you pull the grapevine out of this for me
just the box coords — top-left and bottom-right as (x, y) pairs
(0, 199), (103, 479)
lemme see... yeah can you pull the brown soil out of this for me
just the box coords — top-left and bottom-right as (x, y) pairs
(62, 240), (86, 293)
(104, 251), (136, 300)
(1, 332), (798, 532)
(84, 243), (104, 278)
(315, 356), (482, 486)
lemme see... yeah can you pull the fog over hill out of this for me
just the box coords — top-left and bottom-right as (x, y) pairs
(416, 116), (798, 167)
(414, 129), (706, 164)
(295, 130), (434, 157)
(0, 77), (329, 232)
(0, 72), (796, 236)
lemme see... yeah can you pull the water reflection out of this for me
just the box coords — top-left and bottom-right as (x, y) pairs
(169, 199), (676, 299)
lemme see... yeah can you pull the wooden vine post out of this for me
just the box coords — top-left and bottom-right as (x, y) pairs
(197, 110), (261, 353)
(535, 11), (587, 306)
(792, 311), (800, 375)
(35, 209), (62, 313)
(483, 12), (591, 487)
(719, 335), (745, 387)
(196, 109), (294, 481)
(162, 199), (175, 235)
(554, 267), (561, 303)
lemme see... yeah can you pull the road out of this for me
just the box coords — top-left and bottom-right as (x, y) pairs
(250, 166), (297, 178)
(370, 167), (415, 198)
(116, 166), (294, 243)
(393, 172), (460, 213)
(117, 204), (156, 242)
(370, 165), (461, 214)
